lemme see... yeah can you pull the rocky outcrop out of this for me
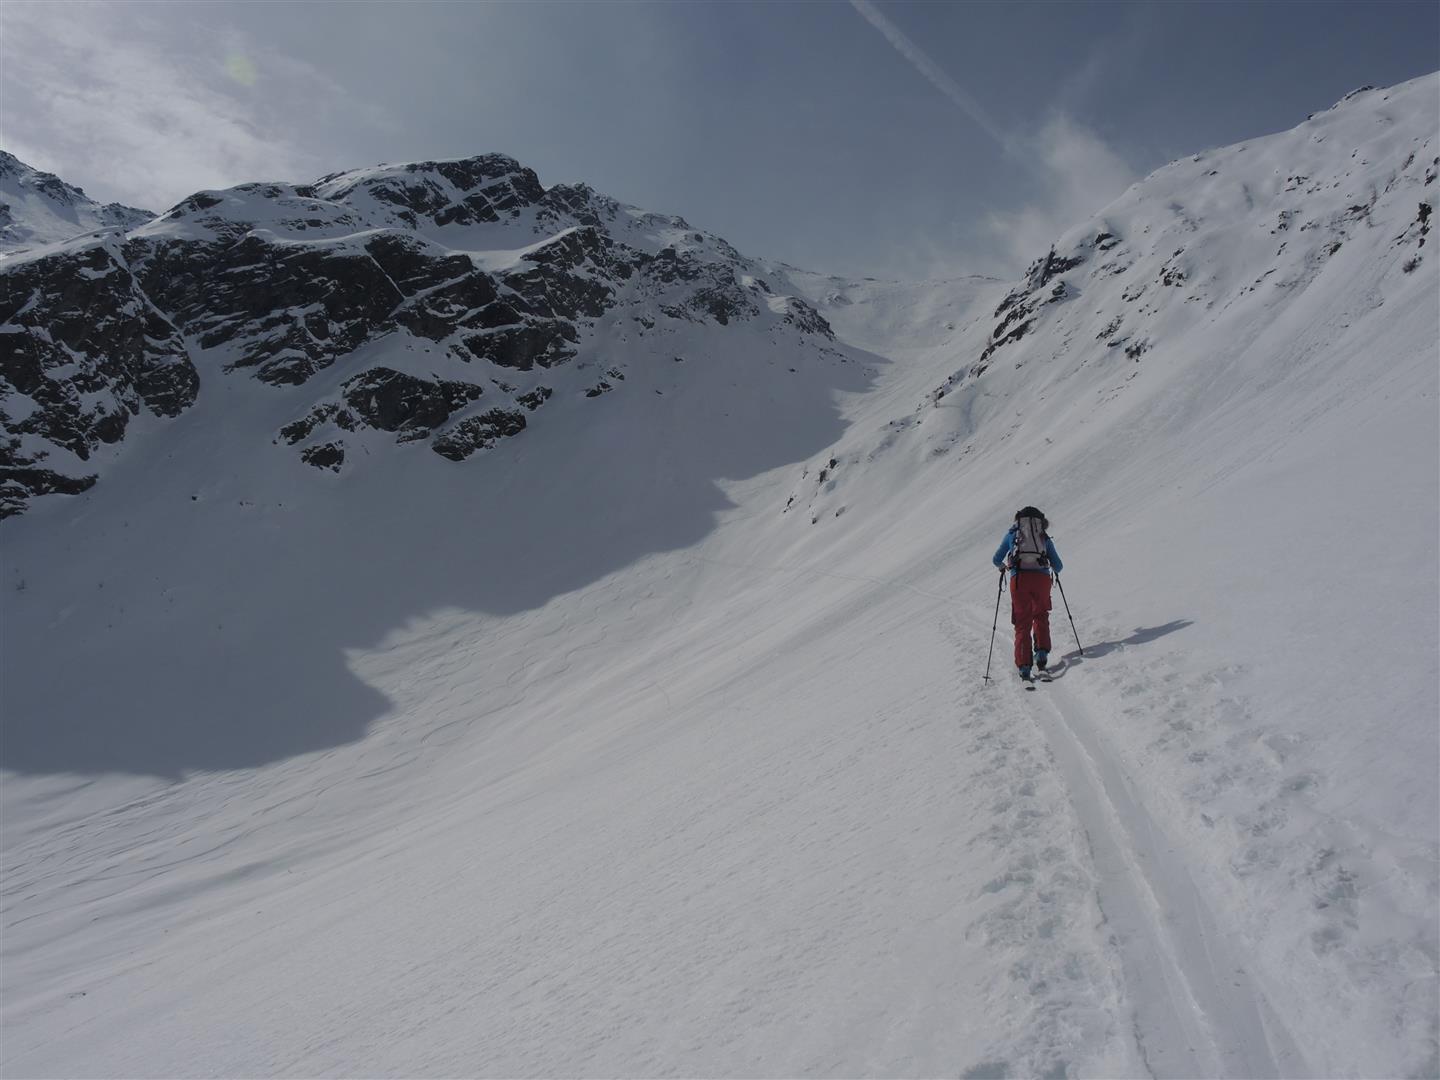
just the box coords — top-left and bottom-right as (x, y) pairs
(316, 154), (547, 229)
(131, 232), (406, 386)
(963, 241), (1092, 380)
(431, 408), (528, 461)
(337, 368), (484, 439)
(0, 240), (198, 515)
(279, 367), (497, 463)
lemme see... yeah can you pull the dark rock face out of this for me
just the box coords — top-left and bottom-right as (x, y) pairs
(279, 403), (360, 446)
(281, 368), (494, 466)
(780, 297), (832, 336)
(1023, 248), (1085, 292)
(1158, 249), (1188, 287)
(463, 322), (577, 370)
(319, 155), (548, 229)
(301, 441), (345, 472)
(431, 408), (527, 461)
(275, 363), (555, 467)
(0, 151), (834, 515)
(0, 241), (198, 515)
(140, 234), (406, 386)
(0, 461), (96, 519)
(392, 264), (502, 342)
(537, 183), (617, 229)
(340, 368), (484, 438)
(967, 240), (1097, 378)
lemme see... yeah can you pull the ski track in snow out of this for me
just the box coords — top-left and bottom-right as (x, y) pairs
(945, 609), (1306, 1079)
(1033, 673), (1304, 1077)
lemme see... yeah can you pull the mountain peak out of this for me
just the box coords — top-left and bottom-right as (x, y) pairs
(0, 148), (835, 517)
(0, 151), (154, 253)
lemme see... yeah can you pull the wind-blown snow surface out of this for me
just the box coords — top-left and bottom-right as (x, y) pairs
(3, 77), (1437, 1078)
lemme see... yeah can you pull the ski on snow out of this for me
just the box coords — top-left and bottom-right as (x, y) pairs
(1021, 661), (1065, 689)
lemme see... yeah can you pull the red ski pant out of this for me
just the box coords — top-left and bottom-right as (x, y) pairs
(1010, 572), (1053, 668)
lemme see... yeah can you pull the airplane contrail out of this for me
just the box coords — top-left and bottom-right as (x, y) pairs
(849, 0), (1009, 148)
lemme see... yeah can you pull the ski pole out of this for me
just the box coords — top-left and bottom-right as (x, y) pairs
(1054, 573), (1084, 656)
(982, 567), (1005, 683)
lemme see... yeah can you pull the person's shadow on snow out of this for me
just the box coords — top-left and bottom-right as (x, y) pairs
(1062, 619), (1194, 664)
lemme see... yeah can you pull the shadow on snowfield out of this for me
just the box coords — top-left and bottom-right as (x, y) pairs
(1063, 619), (1194, 663)
(1, 333), (881, 778)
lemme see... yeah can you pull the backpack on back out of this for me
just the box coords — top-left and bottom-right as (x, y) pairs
(1009, 508), (1050, 571)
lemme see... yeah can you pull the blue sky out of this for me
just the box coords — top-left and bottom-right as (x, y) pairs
(3, 1), (1436, 279)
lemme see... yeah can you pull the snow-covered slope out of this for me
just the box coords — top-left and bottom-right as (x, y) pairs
(2, 76), (1436, 1078)
(0, 151), (153, 253)
(767, 73), (1440, 1076)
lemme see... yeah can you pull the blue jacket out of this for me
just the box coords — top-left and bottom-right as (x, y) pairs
(993, 525), (1063, 576)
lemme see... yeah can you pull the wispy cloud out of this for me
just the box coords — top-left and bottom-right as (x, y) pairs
(0, 1), (392, 212)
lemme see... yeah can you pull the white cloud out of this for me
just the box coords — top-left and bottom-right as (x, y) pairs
(846, 2), (1136, 275)
(0, 1), (392, 211)
(985, 113), (1137, 269)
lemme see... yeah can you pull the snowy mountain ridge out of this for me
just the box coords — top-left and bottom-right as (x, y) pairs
(1, 74), (1436, 1079)
(0, 150), (837, 516)
(0, 151), (154, 253)
(785, 77), (1437, 527)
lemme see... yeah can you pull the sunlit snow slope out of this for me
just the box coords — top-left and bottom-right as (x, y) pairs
(2, 76), (1437, 1078)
